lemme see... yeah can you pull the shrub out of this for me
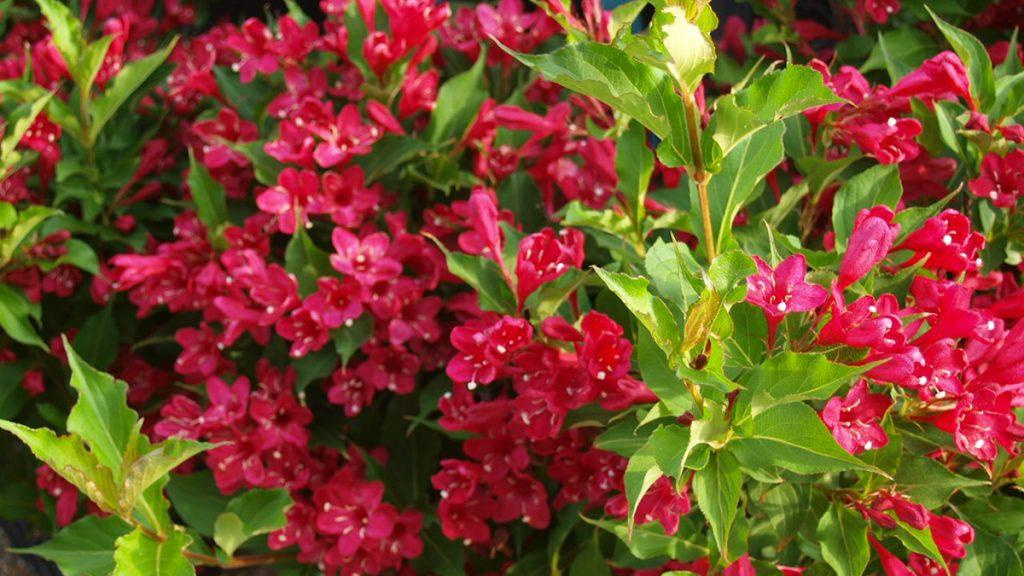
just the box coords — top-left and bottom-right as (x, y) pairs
(2, 0), (1024, 574)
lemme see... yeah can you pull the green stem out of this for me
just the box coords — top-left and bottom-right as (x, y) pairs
(681, 89), (715, 262)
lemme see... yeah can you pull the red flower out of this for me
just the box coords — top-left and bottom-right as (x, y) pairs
(256, 167), (319, 234)
(839, 206), (900, 290)
(891, 51), (971, 107)
(898, 209), (984, 273)
(822, 380), (892, 454)
(969, 150), (1024, 208)
(515, 228), (585, 306)
(330, 228), (403, 286)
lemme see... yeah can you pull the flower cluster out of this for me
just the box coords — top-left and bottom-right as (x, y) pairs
(5, 0), (1024, 574)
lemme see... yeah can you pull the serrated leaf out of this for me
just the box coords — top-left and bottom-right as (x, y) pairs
(895, 455), (987, 509)
(0, 421), (119, 512)
(745, 352), (868, 414)
(732, 65), (842, 123)
(17, 515), (132, 576)
(731, 402), (883, 476)
(692, 449), (743, 562)
(65, 340), (140, 477)
(594, 268), (680, 357)
(120, 438), (209, 516)
(505, 40), (691, 167)
(112, 528), (194, 576)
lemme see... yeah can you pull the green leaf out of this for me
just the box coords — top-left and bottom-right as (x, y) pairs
(353, 134), (430, 183)
(595, 420), (647, 457)
(707, 250), (756, 296)
(624, 440), (663, 535)
(895, 455), (987, 509)
(832, 164), (902, 250)
(72, 306), (119, 370)
(1, 92), (53, 167)
(644, 239), (701, 308)
(187, 150), (229, 236)
(570, 537), (611, 576)
(166, 471), (230, 537)
(0, 362), (28, 420)
(120, 438), (209, 516)
(0, 421), (119, 512)
(890, 521), (946, 568)
(927, 7), (995, 111)
(637, 326), (692, 415)
(214, 488), (292, 556)
(744, 352), (867, 414)
(17, 515), (132, 576)
(647, 424), (691, 484)
(65, 340), (140, 476)
(427, 51), (488, 144)
(90, 39), (178, 142)
(863, 28), (938, 82)
(759, 483), (808, 537)
(585, 517), (707, 562)
(593, 268), (680, 357)
(731, 402), (882, 476)
(732, 65), (841, 123)
(816, 503), (870, 576)
(112, 528), (194, 576)
(696, 121), (786, 256)
(506, 41), (690, 166)
(960, 494), (1024, 535)
(616, 120), (654, 223)
(33, 0), (84, 75)
(0, 284), (46, 349)
(692, 450), (743, 562)
(412, 525), (468, 576)
(331, 314), (373, 366)
(432, 239), (516, 314)
(284, 228), (333, 296)
(77, 36), (115, 97)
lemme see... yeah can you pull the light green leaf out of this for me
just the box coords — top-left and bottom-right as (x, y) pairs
(33, 0), (84, 75)
(120, 438), (209, 516)
(17, 515), (132, 576)
(731, 402), (882, 476)
(0, 421), (119, 512)
(816, 503), (870, 576)
(624, 440), (663, 535)
(65, 340), (140, 477)
(732, 65), (841, 123)
(594, 268), (680, 357)
(692, 450), (743, 562)
(644, 239), (701, 308)
(214, 488), (292, 556)
(112, 528), (194, 576)
(744, 352), (867, 414)
(637, 326), (693, 415)
(0, 284), (46, 349)
(696, 121), (786, 256)
(585, 517), (707, 561)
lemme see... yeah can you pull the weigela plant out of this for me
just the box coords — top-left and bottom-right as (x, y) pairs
(4, 0), (1024, 574)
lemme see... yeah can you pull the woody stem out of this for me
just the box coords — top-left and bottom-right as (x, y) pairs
(681, 89), (716, 262)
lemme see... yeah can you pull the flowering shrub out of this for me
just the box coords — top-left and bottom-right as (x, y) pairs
(4, 0), (1024, 574)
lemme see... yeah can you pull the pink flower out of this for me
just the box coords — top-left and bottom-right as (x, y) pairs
(898, 209), (984, 273)
(891, 51), (971, 107)
(928, 514), (974, 561)
(327, 368), (374, 417)
(605, 476), (691, 536)
(515, 228), (585, 306)
(578, 312), (632, 383)
(969, 150), (1024, 208)
(225, 19), (279, 82)
(399, 68), (439, 119)
(310, 104), (380, 168)
(822, 380), (892, 454)
(838, 206), (900, 289)
(746, 254), (828, 319)
(859, 0), (901, 24)
(330, 228), (403, 286)
(934, 389), (1024, 461)
(843, 117), (923, 164)
(256, 167), (319, 234)
(446, 315), (533, 386)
